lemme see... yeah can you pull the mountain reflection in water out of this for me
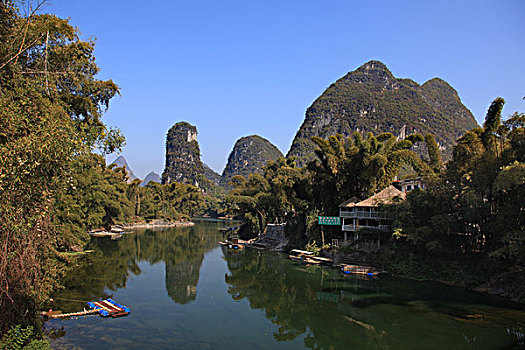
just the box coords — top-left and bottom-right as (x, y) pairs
(54, 224), (220, 310)
(48, 223), (524, 349)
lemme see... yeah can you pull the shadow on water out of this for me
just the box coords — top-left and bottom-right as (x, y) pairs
(222, 249), (525, 350)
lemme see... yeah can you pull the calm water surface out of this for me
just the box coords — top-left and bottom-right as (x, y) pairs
(47, 222), (525, 349)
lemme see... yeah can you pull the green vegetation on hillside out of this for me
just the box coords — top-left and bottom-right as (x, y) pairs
(221, 135), (283, 187)
(390, 100), (525, 294)
(287, 60), (478, 166)
(162, 121), (205, 186)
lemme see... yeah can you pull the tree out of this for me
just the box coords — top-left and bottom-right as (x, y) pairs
(0, 1), (123, 333)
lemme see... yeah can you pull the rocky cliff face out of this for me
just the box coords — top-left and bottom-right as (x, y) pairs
(110, 155), (138, 183)
(162, 122), (204, 186)
(221, 135), (283, 185)
(287, 60), (478, 166)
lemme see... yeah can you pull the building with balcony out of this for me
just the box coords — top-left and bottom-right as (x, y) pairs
(339, 185), (406, 242)
(392, 177), (425, 193)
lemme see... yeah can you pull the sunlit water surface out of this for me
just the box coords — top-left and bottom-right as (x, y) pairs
(47, 222), (525, 349)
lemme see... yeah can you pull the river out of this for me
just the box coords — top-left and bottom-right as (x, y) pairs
(46, 222), (525, 349)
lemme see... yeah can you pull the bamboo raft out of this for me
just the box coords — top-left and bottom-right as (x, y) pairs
(88, 299), (130, 317)
(44, 299), (130, 319)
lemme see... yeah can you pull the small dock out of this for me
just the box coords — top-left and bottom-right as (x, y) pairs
(88, 226), (125, 239)
(44, 309), (99, 319)
(310, 256), (333, 265)
(219, 235), (246, 250)
(288, 250), (334, 266)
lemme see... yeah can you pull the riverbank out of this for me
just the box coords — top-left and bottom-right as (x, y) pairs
(122, 221), (195, 229)
(341, 248), (525, 304)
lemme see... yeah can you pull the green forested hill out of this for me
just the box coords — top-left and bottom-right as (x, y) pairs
(221, 135), (283, 185)
(287, 61), (478, 166)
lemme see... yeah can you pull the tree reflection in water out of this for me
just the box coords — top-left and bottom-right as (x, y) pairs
(223, 249), (525, 350)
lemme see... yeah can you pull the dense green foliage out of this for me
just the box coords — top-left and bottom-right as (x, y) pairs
(110, 155), (138, 182)
(0, 325), (49, 350)
(393, 100), (525, 293)
(130, 180), (217, 221)
(221, 135), (284, 187)
(287, 61), (478, 166)
(0, 0), (125, 334)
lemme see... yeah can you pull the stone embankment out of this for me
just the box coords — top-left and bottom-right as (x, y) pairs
(248, 224), (288, 251)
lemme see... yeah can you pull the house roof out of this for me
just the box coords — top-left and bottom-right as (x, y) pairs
(338, 196), (360, 208)
(339, 185), (406, 208)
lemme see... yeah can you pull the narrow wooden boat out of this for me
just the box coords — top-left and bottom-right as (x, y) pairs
(219, 240), (245, 250)
(303, 257), (321, 265)
(341, 264), (382, 276)
(230, 243), (245, 250)
(289, 254), (304, 262)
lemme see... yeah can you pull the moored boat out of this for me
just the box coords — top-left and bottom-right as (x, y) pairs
(341, 264), (384, 276)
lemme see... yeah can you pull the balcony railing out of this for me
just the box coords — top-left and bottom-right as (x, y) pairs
(340, 211), (393, 219)
(342, 224), (391, 232)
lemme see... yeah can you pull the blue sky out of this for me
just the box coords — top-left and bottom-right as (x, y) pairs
(46, 0), (524, 178)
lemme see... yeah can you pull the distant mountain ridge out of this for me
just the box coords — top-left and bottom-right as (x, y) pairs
(141, 171), (161, 187)
(159, 129), (282, 189)
(110, 155), (138, 183)
(287, 60), (478, 166)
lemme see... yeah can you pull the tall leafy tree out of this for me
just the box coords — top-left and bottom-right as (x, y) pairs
(396, 98), (524, 288)
(0, 1), (123, 332)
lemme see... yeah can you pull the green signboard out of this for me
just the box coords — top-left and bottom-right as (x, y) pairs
(318, 216), (340, 225)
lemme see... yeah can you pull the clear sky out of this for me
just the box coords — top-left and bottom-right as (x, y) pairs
(45, 0), (524, 178)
